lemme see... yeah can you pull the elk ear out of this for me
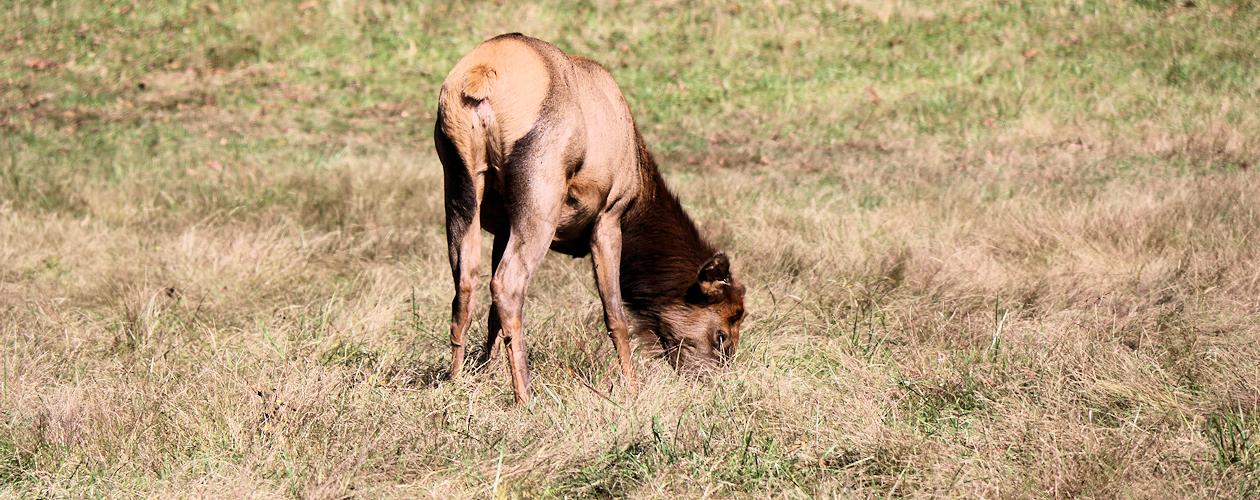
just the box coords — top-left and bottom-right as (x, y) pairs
(688, 252), (731, 304)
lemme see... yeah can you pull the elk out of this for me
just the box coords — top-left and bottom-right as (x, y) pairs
(434, 33), (746, 405)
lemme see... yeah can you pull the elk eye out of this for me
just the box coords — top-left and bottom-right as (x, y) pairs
(716, 330), (727, 347)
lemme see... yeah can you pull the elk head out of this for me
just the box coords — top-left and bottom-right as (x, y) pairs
(658, 252), (746, 371)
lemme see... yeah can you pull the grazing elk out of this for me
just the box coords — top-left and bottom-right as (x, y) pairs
(434, 33), (746, 405)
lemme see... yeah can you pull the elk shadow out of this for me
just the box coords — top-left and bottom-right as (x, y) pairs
(373, 342), (503, 389)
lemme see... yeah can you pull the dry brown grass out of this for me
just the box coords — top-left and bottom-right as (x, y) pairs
(3, 0), (1260, 497)
(4, 135), (1257, 497)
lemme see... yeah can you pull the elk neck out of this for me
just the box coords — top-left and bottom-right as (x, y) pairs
(617, 130), (717, 318)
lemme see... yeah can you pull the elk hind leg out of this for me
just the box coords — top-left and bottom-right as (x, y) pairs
(492, 153), (566, 405)
(437, 124), (485, 380)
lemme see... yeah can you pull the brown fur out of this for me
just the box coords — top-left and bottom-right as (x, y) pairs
(435, 33), (746, 404)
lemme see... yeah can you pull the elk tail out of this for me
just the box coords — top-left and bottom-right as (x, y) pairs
(462, 64), (497, 101)
(438, 63), (503, 179)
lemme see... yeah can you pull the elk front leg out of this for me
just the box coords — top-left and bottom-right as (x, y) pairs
(477, 231), (507, 368)
(589, 216), (636, 394)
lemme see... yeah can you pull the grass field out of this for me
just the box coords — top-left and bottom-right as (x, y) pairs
(3, 0), (1260, 497)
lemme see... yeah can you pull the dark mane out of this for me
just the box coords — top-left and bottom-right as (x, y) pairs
(618, 130), (716, 318)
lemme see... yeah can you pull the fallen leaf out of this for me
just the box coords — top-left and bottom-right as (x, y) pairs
(207, 160), (223, 172)
(865, 85), (881, 105)
(25, 58), (58, 70)
(298, 0), (318, 12)
(1022, 48), (1040, 60)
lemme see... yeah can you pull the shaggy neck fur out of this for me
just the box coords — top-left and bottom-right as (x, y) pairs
(618, 131), (716, 332)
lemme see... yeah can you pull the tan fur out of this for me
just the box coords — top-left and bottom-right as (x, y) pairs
(461, 64), (496, 100)
(438, 37), (550, 166)
(435, 34), (745, 405)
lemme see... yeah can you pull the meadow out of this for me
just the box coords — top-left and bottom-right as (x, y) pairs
(2, 0), (1259, 497)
